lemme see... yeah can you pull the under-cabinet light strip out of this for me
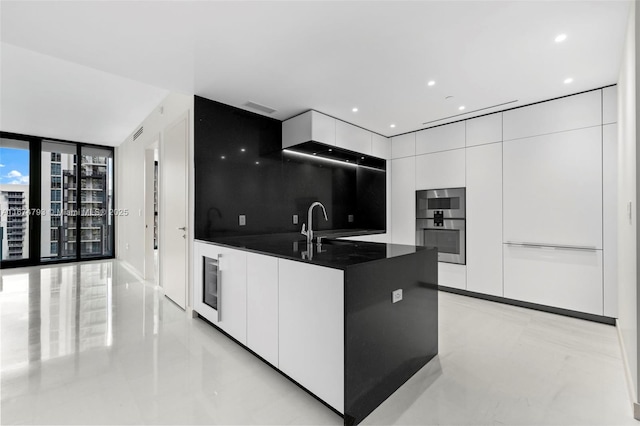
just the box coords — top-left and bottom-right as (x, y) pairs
(282, 149), (385, 172)
(283, 149), (358, 167)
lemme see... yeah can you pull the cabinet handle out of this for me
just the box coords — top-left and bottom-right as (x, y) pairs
(504, 241), (598, 251)
(217, 254), (222, 322)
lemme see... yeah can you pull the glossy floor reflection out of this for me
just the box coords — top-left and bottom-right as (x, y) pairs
(1, 260), (636, 425)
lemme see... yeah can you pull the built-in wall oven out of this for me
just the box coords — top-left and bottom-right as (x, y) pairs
(416, 188), (466, 265)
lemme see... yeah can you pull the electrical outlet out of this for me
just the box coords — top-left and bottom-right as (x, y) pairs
(293, 214), (298, 225)
(239, 215), (246, 226)
(125, 243), (129, 250)
(348, 214), (354, 223)
(392, 289), (403, 303)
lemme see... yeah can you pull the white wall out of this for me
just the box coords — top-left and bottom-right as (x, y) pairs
(115, 92), (193, 278)
(617, 0), (640, 409)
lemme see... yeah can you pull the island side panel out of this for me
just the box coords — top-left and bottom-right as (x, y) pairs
(344, 247), (438, 425)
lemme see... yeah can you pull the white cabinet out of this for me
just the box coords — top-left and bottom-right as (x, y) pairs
(278, 259), (344, 414)
(466, 113), (502, 147)
(415, 148), (465, 190)
(603, 123), (618, 317)
(282, 110), (336, 149)
(391, 133), (415, 159)
(246, 252), (279, 367)
(391, 156), (416, 245)
(438, 262), (466, 290)
(503, 244), (603, 315)
(193, 242), (247, 344)
(503, 126), (602, 249)
(372, 133), (391, 159)
(503, 90), (601, 141)
(335, 120), (371, 155)
(466, 143), (503, 296)
(415, 121), (465, 154)
(603, 86), (617, 124)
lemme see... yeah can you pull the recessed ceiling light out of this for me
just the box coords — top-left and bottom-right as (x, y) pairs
(346, 159), (350, 162)
(427, 80), (436, 87)
(361, 156), (365, 159)
(221, 156), (226, 159)
(328, 149), (333, 152)
(390, 124), (396, 128)
(555, 33), (567, 43)
(564, 77), (573, 84)
(458, 106), (466, 111)
(255, 161), (260, 165)
(240, 148), (246, 152)
(313, 152), (317, 156)
(352, 107), (358, 112)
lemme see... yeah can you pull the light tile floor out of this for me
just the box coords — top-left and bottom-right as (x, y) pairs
(1, 260), (636, 425)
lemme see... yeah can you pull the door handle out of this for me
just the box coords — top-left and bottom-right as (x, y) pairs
(177, 227), (186, 231)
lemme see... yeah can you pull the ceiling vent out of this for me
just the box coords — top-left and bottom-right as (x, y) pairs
(244, 101), (277, 114)
(422, 100), (518, 125)
(133, 126), (144, 141)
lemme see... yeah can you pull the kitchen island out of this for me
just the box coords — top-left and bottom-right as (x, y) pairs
(193, 234), (438, 425)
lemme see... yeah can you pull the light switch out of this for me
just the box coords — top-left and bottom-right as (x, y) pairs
(348, 214), (354, 223)
(239, 215), (246, 226)
(392, 289), (403, 303)
(293, 214), (298, 225)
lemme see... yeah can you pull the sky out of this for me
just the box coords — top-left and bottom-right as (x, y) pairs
(0, 147), (30, 185)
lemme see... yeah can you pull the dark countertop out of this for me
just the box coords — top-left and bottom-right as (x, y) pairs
(196, 232), (430, 270)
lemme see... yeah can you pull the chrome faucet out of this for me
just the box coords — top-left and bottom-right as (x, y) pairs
(301, 201), (328, 244)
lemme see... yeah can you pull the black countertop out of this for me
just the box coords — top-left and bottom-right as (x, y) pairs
(197, 233), (430, 270)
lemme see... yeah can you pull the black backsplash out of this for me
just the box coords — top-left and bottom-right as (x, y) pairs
(194, 96), (386, 240)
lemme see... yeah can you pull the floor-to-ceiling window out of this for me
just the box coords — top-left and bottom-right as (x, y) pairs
(0, 138), (31, 263)
(0, 132), (115, 268)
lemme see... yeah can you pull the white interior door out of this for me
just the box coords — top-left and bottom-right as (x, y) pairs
(160, 114), (189, 308)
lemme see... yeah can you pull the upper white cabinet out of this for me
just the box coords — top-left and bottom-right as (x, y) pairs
(391, 133), (416, 159)
(416, 121), (465, 154)
(278, 259), (344, 414)
(603, 86), (617, 124)
(415, 148), (465, 190)
(282, 111), (336, 149)
(503, 126), (603, 249)
(372, 133), (391, 160)
(466, 113), (502, 147)
(503, 244), (603, 315)
(246, 252), (279, 367)
(335, 120), (372, 155)
(503, 90), (601, 141)
(391, 156), (416, 245)
(466, 143), (503, 296)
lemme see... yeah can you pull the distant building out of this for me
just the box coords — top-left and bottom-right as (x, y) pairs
(41, 152), (110, 259)
(0, 184), (29, 260)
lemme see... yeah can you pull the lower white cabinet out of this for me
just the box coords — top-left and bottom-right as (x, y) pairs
(438, 262), (466, 290)
(278, 259), (344, 414)
(193, 242), (247, 345)
(503, 244), (603, 315)
(246, 252), (279, 367)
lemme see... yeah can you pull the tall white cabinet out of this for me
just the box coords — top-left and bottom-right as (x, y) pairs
(466, 142), (503, 296)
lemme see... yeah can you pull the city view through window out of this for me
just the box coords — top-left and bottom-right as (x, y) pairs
(1, 138), (114, 263)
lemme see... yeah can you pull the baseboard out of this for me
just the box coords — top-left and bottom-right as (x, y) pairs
(439, 286), (615, 325)
(615, 319), (639, 419)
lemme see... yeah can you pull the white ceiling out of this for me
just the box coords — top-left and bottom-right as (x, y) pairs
(0, 1), (631, 145)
